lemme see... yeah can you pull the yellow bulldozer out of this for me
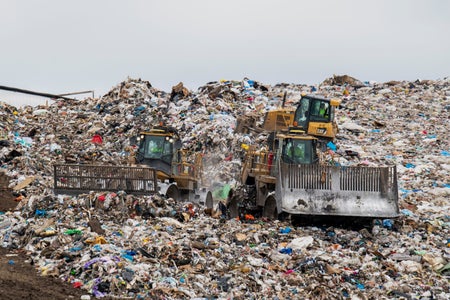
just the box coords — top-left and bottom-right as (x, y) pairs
(133, 125), (204, 201)
(54, 125), (206, 202)
(236, 93), (341, 142)
(225, 128), (399, 221)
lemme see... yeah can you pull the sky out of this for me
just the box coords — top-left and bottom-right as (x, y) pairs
(1, 0), (449, 107)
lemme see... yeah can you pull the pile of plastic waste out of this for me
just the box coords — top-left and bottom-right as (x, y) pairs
(0, 75), (448, 299)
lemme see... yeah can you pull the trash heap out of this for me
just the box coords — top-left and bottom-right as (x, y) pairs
(0, 75), (449, 299)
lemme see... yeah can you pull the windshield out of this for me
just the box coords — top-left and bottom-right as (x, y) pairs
(281, 138), (315, 164)
(293, 97), (311, 129)
(309, 99), (331, 122)
(140, 135), (173, 162)
(294, 97), (333, 128)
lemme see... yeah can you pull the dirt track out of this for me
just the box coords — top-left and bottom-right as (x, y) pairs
(0, 191), (87, 300)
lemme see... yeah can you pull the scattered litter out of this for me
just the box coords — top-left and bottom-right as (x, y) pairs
(0, 75), (449, 299)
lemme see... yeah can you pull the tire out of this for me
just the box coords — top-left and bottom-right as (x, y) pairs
(228, 196), (239, 219)
(278, 211), (289, 222)
(263, 196), (278, 220)
(205, 191), (213, 209)
(166, 184), (180, 201)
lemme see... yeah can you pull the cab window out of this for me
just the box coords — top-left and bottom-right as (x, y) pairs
(310, 100), (330, 122)
(282, 139), (314, 164)
(143, 136), (165, 158)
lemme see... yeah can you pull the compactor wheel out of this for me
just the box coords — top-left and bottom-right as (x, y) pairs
(205, 191), (213, 209)
(263, 196), (278, 220)
(166, 185), (180, 201)
(228, 196), (239, 219)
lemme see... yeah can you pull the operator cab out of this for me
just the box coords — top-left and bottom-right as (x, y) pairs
(292, 95), (340, 140)
(294, 95), (334, 128)
(139, 134), (173, 163)
(277, 133), (319, 165)
(135, 126), (181, 175)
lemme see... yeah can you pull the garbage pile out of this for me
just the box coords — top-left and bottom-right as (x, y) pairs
(0, 75), (449, 299)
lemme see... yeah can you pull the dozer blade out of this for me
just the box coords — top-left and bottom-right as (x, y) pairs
(276, 162), (399, 218)
(53, 164), (158, 195)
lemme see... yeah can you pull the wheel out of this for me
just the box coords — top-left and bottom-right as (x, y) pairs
(205, 191), (213, 209)
(228, 196), (239, 219)
(278, 211), (289, 221)
(166, 184), (180, 201)
(263, 196), (278, 220)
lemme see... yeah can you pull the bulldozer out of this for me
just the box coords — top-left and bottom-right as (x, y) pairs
(235, 93), (341, 143)
(133, 125), (205, 201)
(54, 125), (206, 203)
(225, 128), (399, 220)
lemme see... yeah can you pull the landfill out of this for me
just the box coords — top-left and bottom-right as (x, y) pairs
(0, 74), (449, 299)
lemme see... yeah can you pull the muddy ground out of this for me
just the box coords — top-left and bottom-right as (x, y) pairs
(0, 190), (88, 300)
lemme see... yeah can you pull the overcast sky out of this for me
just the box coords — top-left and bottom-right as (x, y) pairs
(1, 0), (449, 107)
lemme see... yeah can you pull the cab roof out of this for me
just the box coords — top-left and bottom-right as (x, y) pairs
(300, 94), (341, 106)
(276, 131), (318, 140)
